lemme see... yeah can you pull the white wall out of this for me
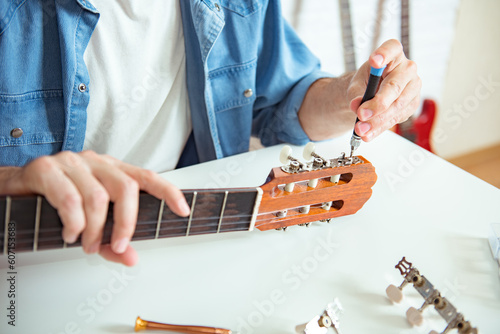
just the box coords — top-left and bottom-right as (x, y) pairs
(281, 0), (460, 103)
(433, 0), (500, 158)
(279, 0), (500, 159)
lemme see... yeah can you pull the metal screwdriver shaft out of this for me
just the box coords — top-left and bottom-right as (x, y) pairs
(349, 65), (386, 157)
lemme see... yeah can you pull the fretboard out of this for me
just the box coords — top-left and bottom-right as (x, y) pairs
(0, 188), (263, 255)
(338, 0), (356, 72)
(401, 0), (410, 59)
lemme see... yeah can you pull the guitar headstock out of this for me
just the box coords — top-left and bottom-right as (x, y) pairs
(255, 144), (377, 231)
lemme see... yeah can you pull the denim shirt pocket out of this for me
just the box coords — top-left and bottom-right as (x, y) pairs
(217, 0), (261, 17)
(208, 58), (257, 156)
(209, 58), (257, 114)
(0, 90), (65, 166)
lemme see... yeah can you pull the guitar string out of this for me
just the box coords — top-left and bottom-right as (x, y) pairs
(4, 201), (335, 235)
(4, 204), (342, 247)
(0, 177), (352, 240)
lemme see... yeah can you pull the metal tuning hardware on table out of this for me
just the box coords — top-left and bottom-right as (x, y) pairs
(386, 257), (478, 334)
(295, 298), (344, 334)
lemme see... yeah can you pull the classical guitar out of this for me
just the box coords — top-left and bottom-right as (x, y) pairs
(395, 0), (437, 152)
(0, 146), (377, 255)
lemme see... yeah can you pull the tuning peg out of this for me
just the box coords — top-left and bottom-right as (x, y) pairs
(386, 284), (404, 303)
(302, 142), (316, 160)
(280, 146), (301, 187)
(406, 306), (424, 326)
(280, 145), (301, 164)
(303, 142), (326, 167)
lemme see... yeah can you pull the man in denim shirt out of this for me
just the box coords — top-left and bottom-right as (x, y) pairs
(0, 0), (420, 265)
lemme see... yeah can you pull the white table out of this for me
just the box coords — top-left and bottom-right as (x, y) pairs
(1, 131), (499, 334)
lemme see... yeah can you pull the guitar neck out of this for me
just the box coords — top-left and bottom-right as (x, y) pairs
(338, 0), (356, 72)
(401, 0), (410, 59)
(0, 188), (263, 254)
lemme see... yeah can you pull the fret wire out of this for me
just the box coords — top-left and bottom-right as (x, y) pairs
(216, 191), (228, 234)
(248, 188), (263, 231)
(4, 196), (11, 255)
(185, 191), (197, 237)
(63, 241), (67, 249)
(155, 199), (165, 239)
(33, 196), (42, 251)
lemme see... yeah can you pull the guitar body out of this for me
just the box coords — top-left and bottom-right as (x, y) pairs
(395, 99), (437, 152)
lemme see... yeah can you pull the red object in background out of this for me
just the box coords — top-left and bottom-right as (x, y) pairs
(395, 99), (437, 153)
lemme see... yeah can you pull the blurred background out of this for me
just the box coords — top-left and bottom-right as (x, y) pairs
(279, 0), (500, 188)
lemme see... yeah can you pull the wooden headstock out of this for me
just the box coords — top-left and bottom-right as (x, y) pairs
(255, 147), (377, 231)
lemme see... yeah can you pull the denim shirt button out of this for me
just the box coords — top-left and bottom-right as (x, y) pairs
(214, 3), (221, 11)
(243, 89), (253, 98)
(10, 128), (23, 138)
(78, 83), (87, 92)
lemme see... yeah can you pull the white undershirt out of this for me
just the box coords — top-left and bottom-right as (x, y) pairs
(83, 0), (191, 173)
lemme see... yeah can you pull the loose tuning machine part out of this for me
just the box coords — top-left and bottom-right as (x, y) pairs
(387, 257), (479, 334)
(295, 298), (343, 334)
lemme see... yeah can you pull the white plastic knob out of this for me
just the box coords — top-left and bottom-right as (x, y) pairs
(406, 306), (424, 326)
(303, 142), (316, 160)
(386, 284), (403, 303)
(330, 174), (340, 184)
(280, 145), (292, 164)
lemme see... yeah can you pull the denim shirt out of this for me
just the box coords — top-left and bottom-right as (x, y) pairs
(0, 0), (329, 167)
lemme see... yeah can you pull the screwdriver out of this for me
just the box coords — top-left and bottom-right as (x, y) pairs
(349, 65), (386, 157)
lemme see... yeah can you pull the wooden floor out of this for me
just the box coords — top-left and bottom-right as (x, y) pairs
(448, 144), (500, 188)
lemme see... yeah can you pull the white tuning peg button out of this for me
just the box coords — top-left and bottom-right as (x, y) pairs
(303, 142), (316, 160)
(386, 284), (404, 303)
(280, 145), (293, 164)
(406, 306), (424, 326)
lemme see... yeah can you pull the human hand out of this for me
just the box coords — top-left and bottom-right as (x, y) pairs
(347, 39), (422, 141)
(1, 151), (190, 266)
